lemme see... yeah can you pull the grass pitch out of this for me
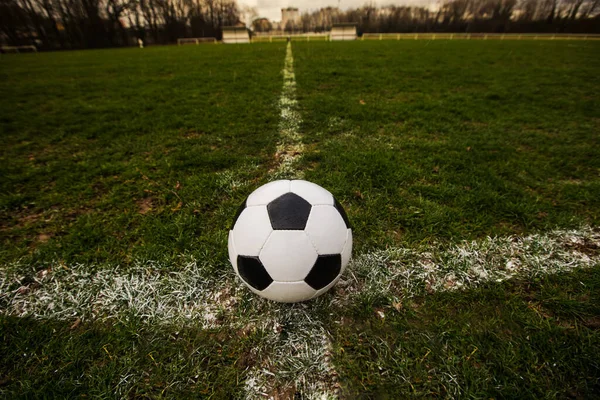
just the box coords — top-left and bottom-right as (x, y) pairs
(293, 41), (600, 249)
(1, 40), (600, 398)
(0, 44), (286, 267)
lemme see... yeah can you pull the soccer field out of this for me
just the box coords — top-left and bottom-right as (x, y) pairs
(1, 41), (599, 398)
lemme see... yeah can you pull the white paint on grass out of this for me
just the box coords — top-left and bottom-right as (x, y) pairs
(272, 41), (304, 180)
(241, 305), (338, 400)
(339, 226), (600, 305)
(0, 259), (238, 328)
(3, 227), (596, 325)
(242, 41), (337, 399)
(0, 226), (597, 398)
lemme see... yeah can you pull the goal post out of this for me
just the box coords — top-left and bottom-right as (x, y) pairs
(0, 45), (37, 53)
(177, 37), (217, 45)
(330, 23), (357, 41)
(221, 27), (250, 44)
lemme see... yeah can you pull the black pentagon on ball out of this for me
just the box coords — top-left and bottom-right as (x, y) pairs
(304, 254), (342, 290)
(237, 255), (273, 291)
(333, 197), (351, 229)
(267, 192), (312, 230)
(230, 198), (247, 230)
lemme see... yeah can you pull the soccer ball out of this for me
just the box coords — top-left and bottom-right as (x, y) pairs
(228, 180), (352, 303)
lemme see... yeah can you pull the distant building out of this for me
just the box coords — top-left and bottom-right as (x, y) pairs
(281, 7), (301, 30)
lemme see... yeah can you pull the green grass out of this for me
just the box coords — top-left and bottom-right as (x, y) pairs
(0, 316), (259, 397)
(332, 267), (600, 398)
(293, 41), (600, 250)
(1, 41), (600, 398)
(0, 44), (286, 267)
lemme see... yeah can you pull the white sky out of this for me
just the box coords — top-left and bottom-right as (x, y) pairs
(240, 0), (438, 21)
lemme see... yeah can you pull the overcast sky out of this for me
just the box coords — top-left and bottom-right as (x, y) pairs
(240, 0), (437, 21)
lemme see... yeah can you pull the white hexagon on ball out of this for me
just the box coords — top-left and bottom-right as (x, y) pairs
(259, 231), (318, 282)
(231, 205), (272, 257)
(228, 179), (352, 303)
(305, 205), (347, 255)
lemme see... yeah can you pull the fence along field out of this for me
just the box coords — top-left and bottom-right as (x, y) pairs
(192, 32), (600, 44)
(1, 39), (600, 397)
(360, 32), (600, 40)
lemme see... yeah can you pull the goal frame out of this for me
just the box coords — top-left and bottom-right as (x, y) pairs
(177, 37), (217, 45)
(1, 45), (37, 53)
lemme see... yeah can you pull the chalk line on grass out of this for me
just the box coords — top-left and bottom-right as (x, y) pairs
(271, 41), (305, 180)
(242, 40), (338, 399)
(0, 226), (597, 398)
(241, 304), (339, 399)
(3, 227), (596, 325)
(338, 226), (600, 306)
(0, 258), (239, 328)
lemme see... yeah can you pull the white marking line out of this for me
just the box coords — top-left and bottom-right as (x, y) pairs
(244, 41), (337, 399)
(242, 306), (338, 400)
(0, 227), (597, 397)
(337, 226), (600, 305)
(3, 227), (596, 325)
(272, 41), (304, 179)
(0, 259), (238, 328)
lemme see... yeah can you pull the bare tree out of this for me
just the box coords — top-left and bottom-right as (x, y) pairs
(1, 0), (599, 49)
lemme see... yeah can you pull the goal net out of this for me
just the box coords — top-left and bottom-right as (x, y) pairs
(177, 37), (217, 45)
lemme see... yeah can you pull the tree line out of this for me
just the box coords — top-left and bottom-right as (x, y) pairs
(294, 0), (599, 35)
(0, 0), (240, 49)
(1, 0), (599, 50)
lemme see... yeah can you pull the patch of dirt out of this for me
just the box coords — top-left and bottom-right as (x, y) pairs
(268, 383), (296, 400)
(15, 281), (41, 295)
(274, 148), (302, 161)
(16, 212), (44, 228)
(37, 233), (52, 243)
(137, 198), (153, 215)
(583, 316), (600, 330)
(70, 318), (82, 330)
(238, 323), (257, 338)
(181, 129), (205, 139)
(564, 236), (600, 256)
(236, 350), (257, 369)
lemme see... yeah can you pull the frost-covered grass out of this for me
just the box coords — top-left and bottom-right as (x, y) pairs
(2, 41), (600, 398)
